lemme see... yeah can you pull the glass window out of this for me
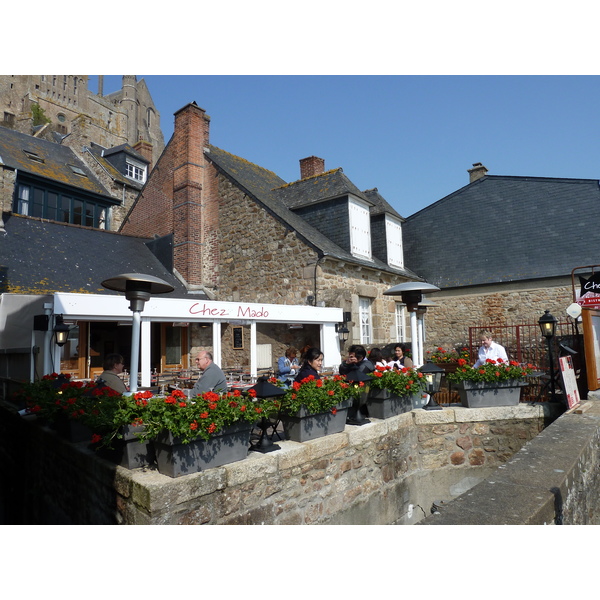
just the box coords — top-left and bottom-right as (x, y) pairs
(165, 326), (182, 364)
(359, 297), (372, 344)
(17, 185), (30, 215)
(395, 303), (406, 342)
(126, 160), (146, 183)
(32, 187), (44, 218)
(73, 199), (83, 225)
(61, 195), (71, 222)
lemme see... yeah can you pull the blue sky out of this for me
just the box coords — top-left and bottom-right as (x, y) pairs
(90, 74), (600, 218)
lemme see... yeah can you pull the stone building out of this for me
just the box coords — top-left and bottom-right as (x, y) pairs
(0, 75), (164, 167)
(402, 163), (600, 354)
(120, 101), (424, 367)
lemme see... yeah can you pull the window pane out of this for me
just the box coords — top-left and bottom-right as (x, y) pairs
(17, 185), (29, 215)
(166, 327), (182, 364)
(32, 188), (44, 218)
(359, 297), (372, 344)
(47, 192), (58, 220)
(85, 204), (94, 227)
(61, 196), (71, 222)
(73, 199), (83, 225)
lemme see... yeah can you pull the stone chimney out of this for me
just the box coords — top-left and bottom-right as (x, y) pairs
(468, 162), (488, 183)
(300, 156), (325, 179)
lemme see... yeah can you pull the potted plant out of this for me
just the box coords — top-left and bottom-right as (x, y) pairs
(446, 358), (537, 407)
(276, 375), (358, 442)
(367, 365), (428, 417)
(426, 346), (471, 373)
(132, 388), (265, 477)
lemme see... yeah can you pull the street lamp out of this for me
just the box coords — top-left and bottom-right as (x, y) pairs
(418, 361), (445, 410)
(101, 273), (174, 394)
(384, 282), (441, 367)
(538, 309), (558, 402)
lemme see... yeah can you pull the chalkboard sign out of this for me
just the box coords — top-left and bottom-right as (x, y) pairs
(232, 326), (244, 350)
(582, 308), (600, 390)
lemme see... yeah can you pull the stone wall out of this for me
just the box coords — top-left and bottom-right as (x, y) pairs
(424, 281), (574, 349)
(0, 400), (562, 525)
(419, 397), (600, 525)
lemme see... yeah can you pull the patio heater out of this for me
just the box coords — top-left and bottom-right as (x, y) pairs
(538, 309), (558, 402)
(384, 282), (441, 367)
(418, 361), (445, 410)
(101, 273), (174, 395)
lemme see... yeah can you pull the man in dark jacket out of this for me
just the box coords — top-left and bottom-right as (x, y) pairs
(339, 345), (375, 376)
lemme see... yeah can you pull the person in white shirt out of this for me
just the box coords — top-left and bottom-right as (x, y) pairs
(473, 331), (508, 368)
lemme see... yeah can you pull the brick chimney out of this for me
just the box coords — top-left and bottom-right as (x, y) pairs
(300, 156), (325, 179)
(468, 162), (488, 183)
(133, 140), (153, 170)
(171, 102), (214, 288)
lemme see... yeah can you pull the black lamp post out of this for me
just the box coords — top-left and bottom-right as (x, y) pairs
(538, 309), (558, 402)
(345, 368), (371, 425)
(101, 273), (174, 394)
(248, 376), (287, 453)
(418, 361), (444, 410)
(53, 314), (71, 347)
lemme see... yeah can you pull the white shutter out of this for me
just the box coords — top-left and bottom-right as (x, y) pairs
(349, 198), (372, 259)
(386, 216), (404, 268)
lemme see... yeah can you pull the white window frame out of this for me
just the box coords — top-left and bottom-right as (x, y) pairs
(386, 215), (404, 268)
(349, 196), (372, 260)
(359, 297), (372, 344)
(125, 158), (147, 183)
(395, 302), (407, 342)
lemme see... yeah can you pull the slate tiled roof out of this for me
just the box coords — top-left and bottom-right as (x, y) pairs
(402, 175), (600, 289)
(0, 214), (196, 298)
(0, 127), (114, 199)
(206, 145), (422, 280)
(363, 188), (405, 220)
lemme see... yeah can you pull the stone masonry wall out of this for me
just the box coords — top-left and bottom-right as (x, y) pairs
(424, 282), (573, 349)
(0, 400), (561, 525)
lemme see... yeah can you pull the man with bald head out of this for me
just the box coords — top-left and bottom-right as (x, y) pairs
(191, 350), (228, 395)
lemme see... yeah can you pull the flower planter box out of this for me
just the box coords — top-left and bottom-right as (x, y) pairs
(456, 380), (528, 408)
(52, 417), (93, 443)
(367, 388), (414, 418)
(96, 425), (155, 470)
(281, 399), (350, 442)
(153, 421), (253, 478)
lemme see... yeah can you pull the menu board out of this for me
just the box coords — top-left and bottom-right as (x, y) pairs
(232, 326), (244, 349)
(582, 309), (600, 390)
(559, 355), (580, 409)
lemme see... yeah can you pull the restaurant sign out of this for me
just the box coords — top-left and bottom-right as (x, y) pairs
(576, 272), (600, 308)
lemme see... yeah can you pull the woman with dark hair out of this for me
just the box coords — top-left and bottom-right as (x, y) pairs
(295, 347), (324, 382)
(368, 347), (387, 368)
(387, 343), (413, 370)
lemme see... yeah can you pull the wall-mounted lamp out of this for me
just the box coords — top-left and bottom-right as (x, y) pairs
(54, 314), (71, 347)
(335, 323), (350, 343)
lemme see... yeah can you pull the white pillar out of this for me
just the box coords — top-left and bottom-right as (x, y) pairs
(409, 309), (420, 367)
(212, 322), (222, 366)
(250, 322), (257, 378)
(417, 313), (425, 366)
(140, 319), (152, 388)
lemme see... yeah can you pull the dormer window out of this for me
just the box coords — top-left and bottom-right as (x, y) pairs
(23, 149), (45, 163)
(125, 157), (147, 183)
(349, 196), (372, 260)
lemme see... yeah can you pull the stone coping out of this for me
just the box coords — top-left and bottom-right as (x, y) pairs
(418, 397), (600, 525)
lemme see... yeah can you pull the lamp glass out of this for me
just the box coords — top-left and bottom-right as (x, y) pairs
(538, 310), (557, 339)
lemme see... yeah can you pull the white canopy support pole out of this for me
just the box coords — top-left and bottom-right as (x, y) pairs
(409, 309), (420, 367)
(140, 319), (152, 388)
(250, 321), (257, 379)
(212, 322), (222, 367)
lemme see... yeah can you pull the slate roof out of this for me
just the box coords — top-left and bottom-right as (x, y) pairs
(0, 127), (115, 200)
(402, 175), (600, 289)
(0, 214), (197, 299)
(363, 188), (405, 220)
(206, 145), (421, 280)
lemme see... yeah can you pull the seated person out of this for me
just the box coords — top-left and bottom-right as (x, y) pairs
(295, 347), (324, 382)
(192, 351), (228, 395)
(277, 347), (300, 384)
(97, 353), (128, 394)
(387, 343), (413, 369)
(339, 345), (375, 375)
(368, 347), (387, 369)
